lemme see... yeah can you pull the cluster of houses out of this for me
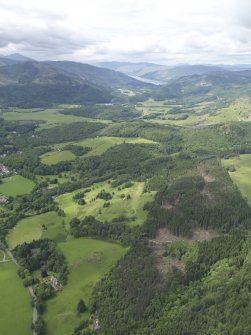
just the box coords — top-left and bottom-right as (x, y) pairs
(50, 276), (60, 290)
(0, 164), (11, 177)
(94, 319), (100, 331)
(0, 195), (7, 204)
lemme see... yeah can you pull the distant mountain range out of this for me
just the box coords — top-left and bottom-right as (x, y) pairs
(0, 53), (35, 66)
(0, 56), (152, 107)
(97, 61), (251, 82)
(1, 53), (251, 107)
(97, 61), (167, 77)
(151, 69), (251, 103)
(45, 61), (149, 89)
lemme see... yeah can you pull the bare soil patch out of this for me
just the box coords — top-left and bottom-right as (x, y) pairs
(198, 165), (215, 184)
(198, 165), (215, 200)
(161, 198), (179, 209)
(152, 239), (185, 276)
(200, 188), (214, 200)
(151, 227), (218, 277)
(153, 227), (217, 245)
(241, 110), (251, 121)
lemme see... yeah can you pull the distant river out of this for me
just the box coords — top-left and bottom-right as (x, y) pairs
(130, 75), (164, 86)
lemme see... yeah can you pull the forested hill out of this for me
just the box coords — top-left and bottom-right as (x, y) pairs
(141, 64), (224, 81)
(0, 53), (34, 66)
(96, 61), (167, 77)
(0, 60), (151, 107)
(46, 61), (152, 88)
(151, 69), (251, 101)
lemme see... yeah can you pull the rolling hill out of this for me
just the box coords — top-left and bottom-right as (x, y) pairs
(97, 61), (167, 77)
(0, 62), (113, 107)
(46, 61), (151, 88)
(0, 60), (152, 107)
(0, 53), (34, 66)
(152, 69), (251, 101)
(143, 64), (224, 82)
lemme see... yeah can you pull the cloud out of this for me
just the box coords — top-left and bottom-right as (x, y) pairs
(0, 0), (250, 64)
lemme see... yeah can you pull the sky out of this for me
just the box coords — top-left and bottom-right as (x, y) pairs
(0, 0), (251, 64)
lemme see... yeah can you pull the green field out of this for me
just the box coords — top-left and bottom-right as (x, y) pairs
(0, 175), (35, 197)
(7, 211), (66, 249)
(57, 181), (155, 226)
(136, 98), (250, 127)
(36, 172), (77, 185)
(2, 106), (111, 129)
(54, 136), (157, 157)
(222, 154), (251, 205)
(41, 150), (76, 165)
(0, 262), (31, 335)
(44, 238), (126, 335)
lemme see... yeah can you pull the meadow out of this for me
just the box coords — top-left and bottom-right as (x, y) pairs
(41, 150), (76, 165)
(0, 175), (35, 197)
(53, 136), (157, 157)
(2, 106), (111, 129)
(222, 154), (251, 205)
(7, 211), (65, 249)
(136, 98), (251, 127)
(44, 238), (126, 335)
(0, 262), (31, 335)
(56, 181), (156, 226)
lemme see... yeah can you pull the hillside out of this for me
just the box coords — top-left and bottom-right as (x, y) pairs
(0, 57), (18, 67)
(46, 61), (151, 88)
(0, 60), (152, 107)
(152, 69), (251, 102)
(0, 62), (83, 86)
(0, 53), (34, 66)
(0, 62), (113, 107)
(4, 53), (34, 63)
(97, 61), (167, 77)
(143, 64), (224, 81)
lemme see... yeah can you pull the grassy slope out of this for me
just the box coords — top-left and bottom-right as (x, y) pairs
(222, 154), (251, 205)
(41, 150), (76, 165)
(2, 106), (111, 129)
(0, 175), (35, 196)
(53, 136), (157, 157)
(7, 211), (66, 249)
(0, 262), (31, 335)
(57, 181), (155, 226)
(137, 99), (249, 127)
(44, 238), (126, 335)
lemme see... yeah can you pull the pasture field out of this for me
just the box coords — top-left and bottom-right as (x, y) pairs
(53, 136), (157, 157)
(0, 175), (35, 197)
(36, 172), (74, 185)
(2, 107), (111, 129)
(136, 99), (251, 127)
(44, 238), (126, 335)
(41, 150), (76, 165)
(7, 211), (66, 249)
(0, 262), (31, 335)
(222, 154), (251, 205)
(56, 181), (155, 226)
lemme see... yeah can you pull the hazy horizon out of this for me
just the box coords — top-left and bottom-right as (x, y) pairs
(1, 0), (251, 65)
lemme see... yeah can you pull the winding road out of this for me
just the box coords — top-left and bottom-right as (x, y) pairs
(0, 243), (38, 335)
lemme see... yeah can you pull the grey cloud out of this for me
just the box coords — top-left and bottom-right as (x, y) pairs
(1, 0), (251, 64)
